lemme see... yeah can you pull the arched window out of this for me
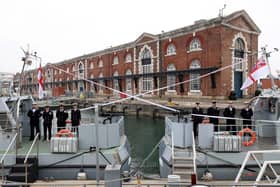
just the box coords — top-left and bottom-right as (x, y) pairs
(125, 69), (132, 91)
(90, 62), (94, 69)
(189, 38), (201, 51)
(98, 60), (103, 67)
(125, 53), (132, 63)
(167, 64), (176, 91)
(47, 69), (51, 81)
(166, 43), (176, 55)
(113, 56), (119, 65)
(141, 48), (152, 91)
(234, 38), (245, 71)
(78, 63), (84, 79)
(90, 74), (94, 79)
(113, 71), (119, 93)
(189, 60), (201, 91)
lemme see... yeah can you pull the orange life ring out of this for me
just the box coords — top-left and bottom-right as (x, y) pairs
(55, 129), (74, 138)
(238, 127), (256, 146)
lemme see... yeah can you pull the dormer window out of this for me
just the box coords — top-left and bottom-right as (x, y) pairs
(125, 53), (132, 63)
(189, 38), (202, 51)
(166, 43), (176, 56)
(113, 56), (119, 65)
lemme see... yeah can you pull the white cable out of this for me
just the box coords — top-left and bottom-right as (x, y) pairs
(47, 63), (179, 112)
(47, 52), (254, 112)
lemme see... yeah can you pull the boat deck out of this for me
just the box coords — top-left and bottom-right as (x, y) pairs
(3, 179), (269, 187)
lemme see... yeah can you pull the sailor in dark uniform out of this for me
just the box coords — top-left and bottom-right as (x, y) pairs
(223, 101), (236, 134)
(192, 102), (204, 138)
(71, 103), (81, 135)
(42, 105), (53, 141)
(240, 102), (253, 129)
(27, 102), (42, 141)
(207, 101), (220, 132)
(56, 103), (68, 131)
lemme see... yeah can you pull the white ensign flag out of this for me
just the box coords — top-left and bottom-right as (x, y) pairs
(241, 57), (270, 90)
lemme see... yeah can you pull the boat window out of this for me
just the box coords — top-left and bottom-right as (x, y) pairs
(268, 97), (277, 113)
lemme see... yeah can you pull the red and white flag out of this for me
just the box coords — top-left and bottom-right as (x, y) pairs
(241, 57), (270, 90)
(38, 63), (44, 99)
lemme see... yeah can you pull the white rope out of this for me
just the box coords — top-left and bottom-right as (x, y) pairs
(47, 53), (253, 112)
(47, 63), (179, 113)
(99, 58), (246, 107)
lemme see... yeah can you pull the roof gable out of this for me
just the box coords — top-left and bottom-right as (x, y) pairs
(135, 32), (158, 44)
(223, 10), (261, 33)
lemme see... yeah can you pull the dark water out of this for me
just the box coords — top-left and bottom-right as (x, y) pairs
(124, 116), (165, 174)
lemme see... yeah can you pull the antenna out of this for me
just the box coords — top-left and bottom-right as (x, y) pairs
(219, 4), (227, 17)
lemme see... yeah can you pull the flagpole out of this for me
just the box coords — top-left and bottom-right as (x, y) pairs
(262, 47), (277, 94)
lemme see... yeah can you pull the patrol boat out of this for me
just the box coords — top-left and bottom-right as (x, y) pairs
(0, 50), (131, 184)
(159, 50), (280, 181)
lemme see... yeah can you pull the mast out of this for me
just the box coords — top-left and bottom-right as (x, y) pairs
(262, 47), (278, 94)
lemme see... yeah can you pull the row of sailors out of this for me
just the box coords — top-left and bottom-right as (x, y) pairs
(192, 101), (253, 137)
(27, 102), (81, 141)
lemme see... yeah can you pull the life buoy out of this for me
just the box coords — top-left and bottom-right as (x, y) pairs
(55, 129), (74, 138)
(238, 127), (256, 146)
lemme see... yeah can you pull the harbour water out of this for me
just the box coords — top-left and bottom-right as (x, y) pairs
(124, 116), (164, 174)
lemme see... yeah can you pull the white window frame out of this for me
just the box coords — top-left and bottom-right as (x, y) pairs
(167, 64), (176, 91)
(98, 60), (103, 68)
(78, 63), (84, 79)
(125, 53), (132, 63)
(90, 62), (94, 69)
(189, 60), (201, 92)
(113, 71), (119, 94)
(113, 56), (119, 65)
(125, 69), (132, 91)
(166, 43), (176, 56)
(189, 38), (202, 52)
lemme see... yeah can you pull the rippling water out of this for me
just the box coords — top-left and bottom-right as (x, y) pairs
(124, 116), (164, 174)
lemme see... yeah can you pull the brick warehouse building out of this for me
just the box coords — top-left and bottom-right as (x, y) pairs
(20, 10), (260, 99)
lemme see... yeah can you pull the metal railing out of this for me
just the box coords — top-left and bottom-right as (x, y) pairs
(192, 131), (197, 178)
(235, 149), (280, 185)
(171, 131), (174, 172)
(254, 160), (280, 186)
(24, 133), (39, 183)
(0, 133), (17, 183)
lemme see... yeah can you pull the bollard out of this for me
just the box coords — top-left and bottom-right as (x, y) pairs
(136, 173), (141, 187)
(191, 173), (197, 185)
(136, 107), (142, 118)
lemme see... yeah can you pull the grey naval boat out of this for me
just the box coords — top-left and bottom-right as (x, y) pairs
(0, 95), (131, 183)
(159, 89), (280, 181)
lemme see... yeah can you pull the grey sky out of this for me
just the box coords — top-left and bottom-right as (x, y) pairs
(0, 0), (279, 74)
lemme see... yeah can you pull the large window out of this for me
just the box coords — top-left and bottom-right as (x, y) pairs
(98, 60), (103, 67)
(166, 43), (176, 55)
(234, 38), (245, 71)
(78, 63), (84, 79)
(113, 71), (119, 93)
(125, 69), (132, 91)
(189, 59), (201, 91)
(167, 64), (176, 91)
(98, 73), (103, 93)
(141, 48), (152, 91)
(189, 38), (201, 51)
(113, 56), (119, 65)
(125, 53), (132, 63)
